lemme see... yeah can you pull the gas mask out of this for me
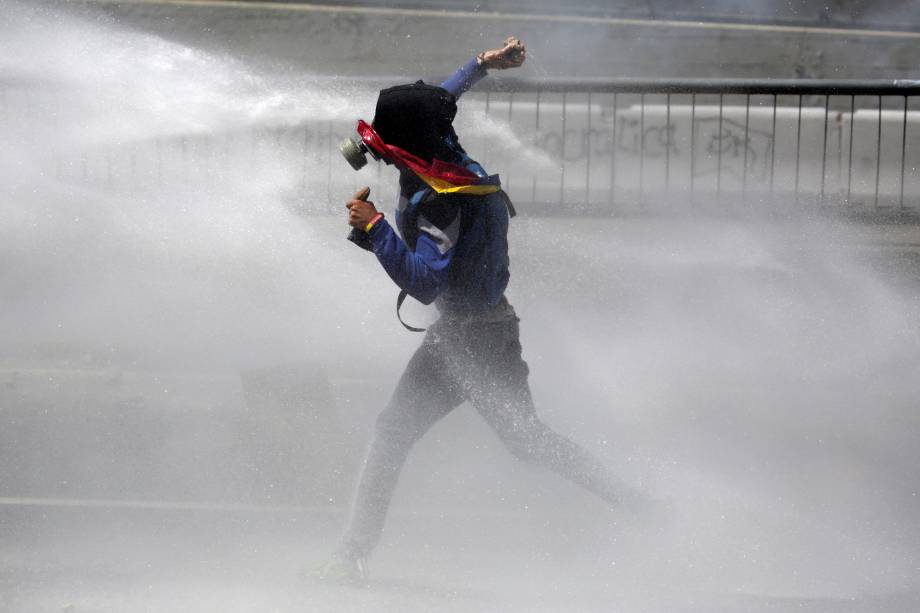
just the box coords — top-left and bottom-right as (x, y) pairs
(338, 127), (384, 171)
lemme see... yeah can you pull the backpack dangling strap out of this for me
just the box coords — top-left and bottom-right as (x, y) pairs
(396, 290), (426, 332)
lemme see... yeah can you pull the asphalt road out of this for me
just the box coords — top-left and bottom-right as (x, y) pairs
(3, 503), (920, 613)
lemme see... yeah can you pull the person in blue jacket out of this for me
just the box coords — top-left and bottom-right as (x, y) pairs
(320, 38), (644, 583)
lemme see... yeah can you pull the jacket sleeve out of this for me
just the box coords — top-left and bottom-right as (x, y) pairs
(366, 201), (461, 305)
(440, 56), (488, 99)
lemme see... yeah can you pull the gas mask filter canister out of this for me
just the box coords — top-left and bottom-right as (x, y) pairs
(338, 131), (381, 171)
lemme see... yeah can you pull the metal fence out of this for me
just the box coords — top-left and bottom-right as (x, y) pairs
(468, 78), (920, 214)
(7, 77), (920, 215)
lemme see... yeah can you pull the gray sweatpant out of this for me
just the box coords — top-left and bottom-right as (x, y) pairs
(340, 310), (635, 558)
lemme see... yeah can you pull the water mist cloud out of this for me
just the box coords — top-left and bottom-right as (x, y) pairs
(2, 2), (920, 610)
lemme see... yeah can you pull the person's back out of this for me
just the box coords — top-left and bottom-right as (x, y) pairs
(393, 169), (512, 318)
(440, 194), (511, 317)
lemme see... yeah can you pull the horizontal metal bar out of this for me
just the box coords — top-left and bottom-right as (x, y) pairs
(10, 75), (920, 98)
(291, 76), (920, 97)
(479, 78), (920, 96)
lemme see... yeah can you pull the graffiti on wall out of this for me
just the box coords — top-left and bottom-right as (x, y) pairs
(529, 112), (776, 183)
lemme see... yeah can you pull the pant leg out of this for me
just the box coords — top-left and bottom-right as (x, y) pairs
(459, 318), (639, 508)
(340, 333), (464, 558)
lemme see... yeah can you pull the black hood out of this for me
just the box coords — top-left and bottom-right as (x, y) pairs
(372, 80), (461, 164)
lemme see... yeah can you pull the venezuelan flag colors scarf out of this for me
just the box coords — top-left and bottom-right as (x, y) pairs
(356, 120), (500, 196)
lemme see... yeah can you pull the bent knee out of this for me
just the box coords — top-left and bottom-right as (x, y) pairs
(497, 421), (555, 462)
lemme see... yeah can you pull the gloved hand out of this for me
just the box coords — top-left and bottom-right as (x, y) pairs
(477, 36), (526, 70)
(346, 187), (378, 230)
(346, 186), (380, 251)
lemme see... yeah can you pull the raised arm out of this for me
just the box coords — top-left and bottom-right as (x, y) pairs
(440, 36), (526, 99)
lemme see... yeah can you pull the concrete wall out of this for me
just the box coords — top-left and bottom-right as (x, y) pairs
(70, 0), (920, 80)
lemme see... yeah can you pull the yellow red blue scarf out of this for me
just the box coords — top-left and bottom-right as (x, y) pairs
(357, 120), (500, 196)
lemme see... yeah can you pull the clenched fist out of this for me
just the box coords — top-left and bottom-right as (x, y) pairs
(478, 36), (526, 70)
(346, 186), (379, 230)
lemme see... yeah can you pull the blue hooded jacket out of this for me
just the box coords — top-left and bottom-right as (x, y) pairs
(364, 58), (512, 316)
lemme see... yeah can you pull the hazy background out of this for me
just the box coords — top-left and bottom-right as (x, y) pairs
(2, 1), (919, 611)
